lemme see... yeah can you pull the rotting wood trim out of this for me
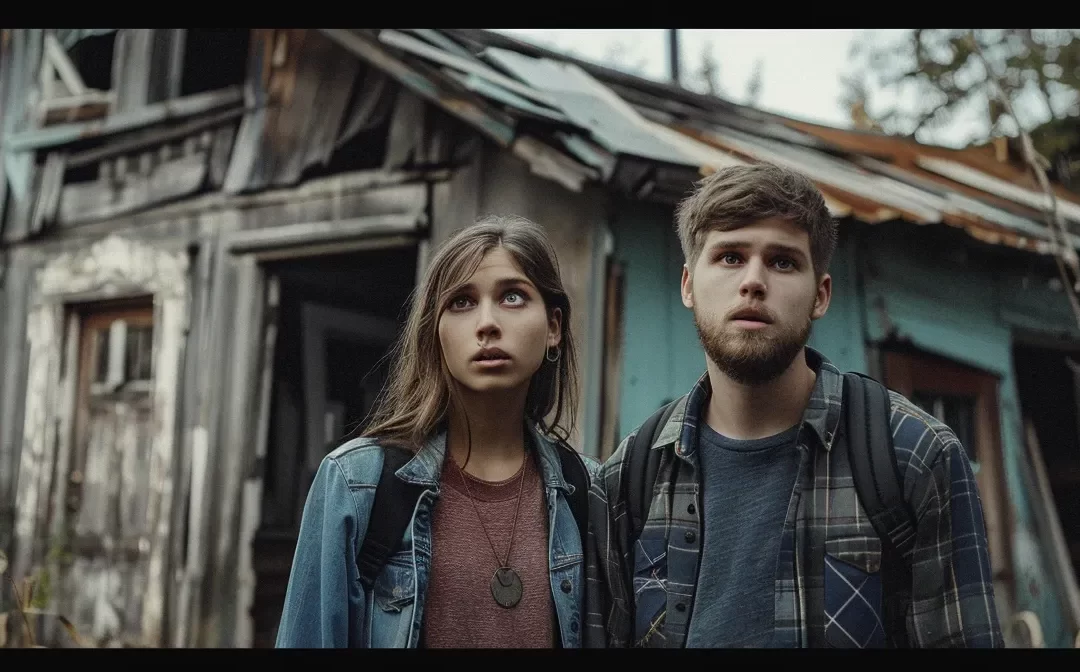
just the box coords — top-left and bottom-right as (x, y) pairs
(169, 237), (212, 648)
(65, 106), (244, 170)
(1024, 419), (1080, 635)
(116, 168), (450, 223)
(319, 28), (516, 147)
(30, 150), (67, 234)
(202, 254), (262, 647)
(224, 213), (424, 256)
(5, 85), (244, 153)
(511, 135), (598, 193)
(58, 150), (209, 226)
(252, 234), (421, 264)
(232, 274), (279, 647)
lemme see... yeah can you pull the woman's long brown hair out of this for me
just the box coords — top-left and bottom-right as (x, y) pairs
(360, 214), (579, 451)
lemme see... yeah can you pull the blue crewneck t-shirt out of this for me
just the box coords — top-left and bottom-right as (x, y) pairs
(684, 420), (802, 648)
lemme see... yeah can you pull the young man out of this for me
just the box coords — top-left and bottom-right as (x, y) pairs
(584, 162), (1003, 649)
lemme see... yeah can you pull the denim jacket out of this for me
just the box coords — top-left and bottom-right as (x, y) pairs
(276, 422), (599, 648)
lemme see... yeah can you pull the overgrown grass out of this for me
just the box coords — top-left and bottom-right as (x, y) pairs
(0, 550), (84, 648)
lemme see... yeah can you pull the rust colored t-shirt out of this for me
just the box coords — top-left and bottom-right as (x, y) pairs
(420, 450), (555, 648)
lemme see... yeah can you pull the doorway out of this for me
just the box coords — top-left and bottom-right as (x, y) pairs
(249, 245), (417, 648)
(1013, 342), (1080, 589)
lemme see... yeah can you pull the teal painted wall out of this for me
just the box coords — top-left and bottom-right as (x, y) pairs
(806, 225), (869, 375)
(612, 206), (1078, 646)
(611, 200), (704, 441)
(854, 221), (1076, 647)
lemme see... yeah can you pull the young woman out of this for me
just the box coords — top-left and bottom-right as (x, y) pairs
(275, 215), (598, 649)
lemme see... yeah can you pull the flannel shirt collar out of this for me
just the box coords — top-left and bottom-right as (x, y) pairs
(655, 346), (845, 462)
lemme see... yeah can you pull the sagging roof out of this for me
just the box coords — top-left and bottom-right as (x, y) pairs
(320, 28), (1080, 257)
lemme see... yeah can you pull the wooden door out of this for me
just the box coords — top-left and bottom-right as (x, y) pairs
(61, 300), (156, 647)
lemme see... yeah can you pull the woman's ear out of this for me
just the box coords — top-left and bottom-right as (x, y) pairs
(548, 307), (563, 349)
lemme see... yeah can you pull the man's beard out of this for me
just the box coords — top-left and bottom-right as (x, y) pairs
(694, 304), (813, 386)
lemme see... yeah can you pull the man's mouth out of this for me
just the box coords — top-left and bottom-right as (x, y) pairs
(730, 308), (773, 324)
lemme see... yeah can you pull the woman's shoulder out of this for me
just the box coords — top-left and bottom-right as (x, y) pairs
(319, 435), (394, 488)
(541, 433), (602, 482)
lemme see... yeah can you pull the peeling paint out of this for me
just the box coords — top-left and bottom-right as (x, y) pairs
(13, 234), (189, 647)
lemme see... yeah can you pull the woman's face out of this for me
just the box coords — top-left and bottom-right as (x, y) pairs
(438, 246), (561, 398)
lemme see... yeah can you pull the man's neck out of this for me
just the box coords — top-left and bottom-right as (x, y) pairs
(703, 349), (817, 441)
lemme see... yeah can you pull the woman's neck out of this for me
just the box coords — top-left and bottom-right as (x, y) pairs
(445, 387), (529, 482)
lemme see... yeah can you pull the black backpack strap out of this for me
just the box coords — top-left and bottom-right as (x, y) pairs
(842, 371), (917, 646)
(625, 399), (679, 544)
(555, 440), (590, 558)
(842, 372), (917, 560)
(357, 444), (425, 589)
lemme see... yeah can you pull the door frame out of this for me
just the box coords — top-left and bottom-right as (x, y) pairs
(206, 212), (424, 648)
(299, 301), (400, 501)
(13, 235), (189, 647)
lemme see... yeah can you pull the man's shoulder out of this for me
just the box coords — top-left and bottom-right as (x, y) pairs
(884, 388), (969, 473)
(597, 396), (688, 492)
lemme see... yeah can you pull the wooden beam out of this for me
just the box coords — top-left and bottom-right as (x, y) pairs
(43, 32), (87, 96)
(65, 105), (243, 170)
(6, 85), (244, 152)
(511, 135), (597, 192)
(224, 213), (423, 256)
(111, 30), (154, 114)
(166, 29), (186, 100)
(222, 29), (363, 194)
(1024, 419), (1080, 634)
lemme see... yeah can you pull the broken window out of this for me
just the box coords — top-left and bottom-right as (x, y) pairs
(39, 31), (116, 125)
(65, 31), (115, 92)
(180, 29), (250, 97)
(81, 300), (155, 396)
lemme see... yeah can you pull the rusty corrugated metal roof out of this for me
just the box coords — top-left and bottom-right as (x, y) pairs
(324, 28), (1080, 258)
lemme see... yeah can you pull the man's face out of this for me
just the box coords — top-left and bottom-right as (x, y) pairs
(681, 217), (831, 385)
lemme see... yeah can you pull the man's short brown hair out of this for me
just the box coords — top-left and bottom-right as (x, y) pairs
(675, 162), (838, 276)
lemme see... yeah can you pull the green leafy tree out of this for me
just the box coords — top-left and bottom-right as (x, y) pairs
(845, 29), (1080, 184)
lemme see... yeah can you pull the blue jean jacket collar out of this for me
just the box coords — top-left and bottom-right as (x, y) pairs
(396, 422), (576, 496)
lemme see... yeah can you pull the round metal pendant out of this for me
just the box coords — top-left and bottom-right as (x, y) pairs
(491, 567), (523, 608)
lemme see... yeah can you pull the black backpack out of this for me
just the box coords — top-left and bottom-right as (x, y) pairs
(621, 371), (918, 646)
(355, 438), (592, 592)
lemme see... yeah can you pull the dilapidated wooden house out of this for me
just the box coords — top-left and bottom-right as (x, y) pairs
(2, 28), (1079, 648)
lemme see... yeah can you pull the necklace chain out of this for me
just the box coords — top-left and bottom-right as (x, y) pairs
(453, 452), (529, 570)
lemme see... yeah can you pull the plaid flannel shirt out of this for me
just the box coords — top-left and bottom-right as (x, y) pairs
(584, 347), (1004, 648)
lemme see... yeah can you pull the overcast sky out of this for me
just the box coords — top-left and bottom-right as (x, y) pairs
(493, 29), (975, 147)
